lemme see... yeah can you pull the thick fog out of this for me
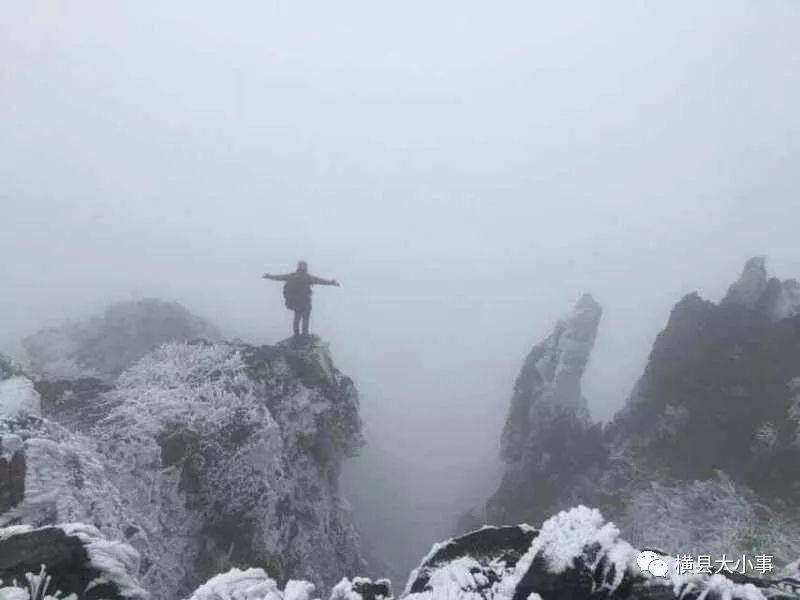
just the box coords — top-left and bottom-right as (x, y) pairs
(2, 0), (799, 581)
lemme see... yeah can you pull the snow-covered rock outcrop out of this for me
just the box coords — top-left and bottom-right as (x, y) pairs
(185, 567), (315, 600)
(480, 294), (605, 526)
(407, 506), (796, 600)
(0, 522), (147, 599)
(1, 337), (366, 599)
(21, 299), (220, 380)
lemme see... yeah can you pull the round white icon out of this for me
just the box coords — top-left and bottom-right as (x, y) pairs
(636, 551), (659, 572)
(648, 559), (669, 577)
(637, 551), (669, 578)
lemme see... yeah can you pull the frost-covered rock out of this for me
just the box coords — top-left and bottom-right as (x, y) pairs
(481, 295), (605, 526)
(407, 507), (795, 600)
(186, 568), (289, 600)
(609, 258), (800, 502)
(21, 299), (220, 380)
(186, 569), (394, 600)
(0, 522), (147, 599)
(404, 524), (536, 600)
(0, 416), (136, 547)
(1, 337), (365, 599)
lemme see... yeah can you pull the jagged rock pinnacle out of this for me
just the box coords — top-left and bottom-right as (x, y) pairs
(500, 293), (602, 466)
(722, 256), (768, 309)
(722, 256), (800, 320)
(482, 295), (605, 526)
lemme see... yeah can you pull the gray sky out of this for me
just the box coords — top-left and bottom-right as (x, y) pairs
(2, 0), (800, 580)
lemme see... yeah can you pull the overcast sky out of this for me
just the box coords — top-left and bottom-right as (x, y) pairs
(2, 0), (799, 578)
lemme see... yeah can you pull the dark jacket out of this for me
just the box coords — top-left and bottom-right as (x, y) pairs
(264, 271), (338, 309)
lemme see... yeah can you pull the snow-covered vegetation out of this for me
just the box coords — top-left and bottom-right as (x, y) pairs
(0, 566), (76, 600)
(2, 336), (364, 599)
(621, 476), (800, 565)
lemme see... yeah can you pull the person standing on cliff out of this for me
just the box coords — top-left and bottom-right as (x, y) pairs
(262, 261), (340, 338)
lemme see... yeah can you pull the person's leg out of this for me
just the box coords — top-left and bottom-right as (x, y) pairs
(293, 309), (301, 336)
(302, 306), (310, 336)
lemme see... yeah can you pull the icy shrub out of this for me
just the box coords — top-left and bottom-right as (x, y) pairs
(0, 566), (76, 600)
(621, 474), (800, 565)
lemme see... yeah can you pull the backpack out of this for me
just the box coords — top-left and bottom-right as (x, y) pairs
(282, 277), (307, 311)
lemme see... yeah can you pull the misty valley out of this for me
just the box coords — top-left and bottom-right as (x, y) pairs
(1, 258), (800, 600)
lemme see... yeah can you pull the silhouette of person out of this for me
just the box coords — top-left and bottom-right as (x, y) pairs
(262, 260), (340, 337)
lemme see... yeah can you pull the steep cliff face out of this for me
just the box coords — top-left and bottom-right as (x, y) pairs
(608, 258), (800, 502)
(0, 337), (366, 599)
(481, 258), (800, 564)
(484, 294), (606, 526)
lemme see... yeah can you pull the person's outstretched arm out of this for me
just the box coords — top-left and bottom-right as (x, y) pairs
(309, 275), (340, 286)
(262, 272), (294, 281)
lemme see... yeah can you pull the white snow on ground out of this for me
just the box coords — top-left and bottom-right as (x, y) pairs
(0, 377), (40, 418)
(499, 506), (637, 599)
(283, 580), (318, 600)
(187, 568), (319, 600)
